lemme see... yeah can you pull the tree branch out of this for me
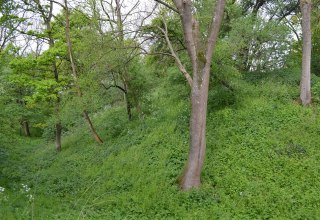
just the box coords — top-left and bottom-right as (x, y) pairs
(101, 82), (126, 94)
(173, 0), (198, 73)
(205, 0), (226, 63)
(160, 19), (192, 87)
(154, 0), (179, 13)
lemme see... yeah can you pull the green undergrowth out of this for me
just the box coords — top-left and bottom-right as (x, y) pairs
(2, 70), (320, 219)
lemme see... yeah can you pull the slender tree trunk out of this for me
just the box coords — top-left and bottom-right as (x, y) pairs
(52, 58), (62, 151)
(115, 0), (134, 120)
(36, 0), (63, 151)
(83, 110), (103, 144)
(124, 89), (132, 121)
(55, 123), (62, 151)
(50, 38), (62, 151)
(64, 0), (103, 144)
(300, 0), (312, 105)
(53, 69), (62, 151)
(120, 71), (134, 121)
(21, 120), (31, 137)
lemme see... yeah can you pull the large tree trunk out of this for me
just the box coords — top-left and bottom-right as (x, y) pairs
(300, 0), (312, 105)
(171, 0), (226, 190)
(180, 68), (210, 189)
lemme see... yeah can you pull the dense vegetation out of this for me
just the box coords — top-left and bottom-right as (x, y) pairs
(2, 69), (320, 219)
(1, 0), (320, 219)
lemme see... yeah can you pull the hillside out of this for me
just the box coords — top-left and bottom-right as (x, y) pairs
(2, 70), (320, 219)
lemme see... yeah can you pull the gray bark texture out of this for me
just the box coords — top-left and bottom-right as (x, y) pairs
(300, 0), (312, 105)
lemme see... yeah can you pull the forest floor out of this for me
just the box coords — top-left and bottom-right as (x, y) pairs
(1, 70), (320, 219)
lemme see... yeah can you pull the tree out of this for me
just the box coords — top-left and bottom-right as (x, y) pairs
(157, 0), (226, 190)
(30, 0), (63, 151)
(0, 0), (24, 50)
(63, 0), (103, 144)
(6, 49), (62, 139)
(88, 0), (149, 120)
(300, 0), (312, 105)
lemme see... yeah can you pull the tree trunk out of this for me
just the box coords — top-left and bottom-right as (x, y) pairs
(52, 62), (62, 151)
(180, 68), (210, 190)
(83, 110), (103, 144)
(22, 120), (31, 137)
(115, 1), (134, 120)
(38, 0), (63, 151)
(300, 0), (312, 105)
(123, 80), (132, 120)
(125, 92), (132, 121)
(55, 123), (62, 152)
(171, 0), (226, 190)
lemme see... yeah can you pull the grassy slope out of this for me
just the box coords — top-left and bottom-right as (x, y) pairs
(2, 71), (320, 219)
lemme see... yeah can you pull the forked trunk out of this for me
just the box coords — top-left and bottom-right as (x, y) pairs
(83, 110), (103, 144)
(172, 0), (225, 190)
(55, 123), (62, 152)
(300, 0), (312, 105)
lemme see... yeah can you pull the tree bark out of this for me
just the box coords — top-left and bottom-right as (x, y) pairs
(83, 110), (103, 144)
(171, 0), (226, 190)
(181, 67), (210, 189)
(55, 123), (62, 152)
(300, 0), (312, 105)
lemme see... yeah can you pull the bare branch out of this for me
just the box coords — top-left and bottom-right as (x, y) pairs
(47, 0), (66, 9)
(160, 19), (192, 87)
(123, 1), (140, 22)
(101, 82), (126, 94)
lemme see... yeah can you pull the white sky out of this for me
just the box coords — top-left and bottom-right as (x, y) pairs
(15, 0), (157, 55)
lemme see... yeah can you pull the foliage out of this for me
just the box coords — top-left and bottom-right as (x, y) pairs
(1, 0), (320, 219)
(2, 70), (320, 219)
(228, 15), (292, 71)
